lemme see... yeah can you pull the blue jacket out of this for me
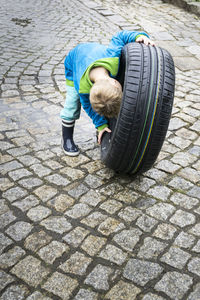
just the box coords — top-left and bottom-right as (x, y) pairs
(64, 30), (149, 128)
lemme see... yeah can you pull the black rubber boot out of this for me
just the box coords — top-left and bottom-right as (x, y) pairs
(62, 120), (79, 156)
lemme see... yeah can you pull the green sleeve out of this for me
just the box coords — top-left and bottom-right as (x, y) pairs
(97, 124), (108, 131)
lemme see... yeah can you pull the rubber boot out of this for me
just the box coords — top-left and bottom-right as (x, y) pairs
(62, 120), (79, 156)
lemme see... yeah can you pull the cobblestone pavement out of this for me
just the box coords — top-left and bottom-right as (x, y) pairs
(0, 0), (200, 299)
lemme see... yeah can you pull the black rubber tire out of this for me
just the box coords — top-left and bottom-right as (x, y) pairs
(101, 42), (175, 175)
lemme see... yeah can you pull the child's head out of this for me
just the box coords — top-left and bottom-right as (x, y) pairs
(90, 79), (122, 118)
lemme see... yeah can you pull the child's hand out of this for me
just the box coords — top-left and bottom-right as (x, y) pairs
(98, 127), (111, 144)
(136, 36), (155, 46)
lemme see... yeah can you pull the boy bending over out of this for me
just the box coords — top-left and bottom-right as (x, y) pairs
(60, 30), (155, 156)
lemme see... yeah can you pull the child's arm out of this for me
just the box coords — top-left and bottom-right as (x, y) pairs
(108, 30), (154, 54)
(64, 49), (75, 85)
(79, 94), (108, 129)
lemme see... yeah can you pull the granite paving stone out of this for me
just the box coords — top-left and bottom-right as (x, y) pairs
(192, 240), (200, 253)
(99, 199), (123, 214)
(1, 0), (200, 297)
(84, 264), (113, 290)
(153, 223), (176, 240)
(136, 215), (159, 232)
(65, 203), (92, 219)
(187, 257), (200, 276)
(33, 185), (58, 202)
(0, 233), (13, 255)
(178, 167), (200, 184)
(188, 283), (200, 300)
(18, 177), (43, 189)
(67, 183), (89, 199)
(42, 272), (78, 299)
(170, 192), (199, 209)
(156, 160), (180, 173)
(105, 280), (141, 300)
(98, 217), (125, 236)
(188, 223), (200, 236)
(59, 251), (92, 275)
(118, 206), (142, 223)
(47, 193), (75, 212)
(13, 195), (39, 212)
(63, 226), (89, 247)
(0, 178), (14, 192)
(27, 205), (51, 222)
(171, 151), (197, 167)
(74, 289), (98, 300)
(11, 256), (50, 287)
(45, 174), (70, 186)
(0, 200), (9, 215)
(0, 271), (15, 292)
(170, 209), (196, 227)
(113, 228), (142, 251)
(137, 237), (168, 259)
(81, 212), (108, 228)
(5, 221), (33, 241)
(123, 259), (163, 286)
(146, 203), (176, 221)
(81, 234), (107, 256)
(155, 271), (193, 299)
(26, 291), (52, 300)
(24, 230), (52, 252)
(0, 161), (23, 175)
(142, 294), (166, 300)
(98, 244), (127, 265)
(2, 186), (28, 203)
(0, 246), (26, 269)
(0, 211), (17, 229)
(80, 190), (106, 207)
(40, 216), (72, 234)
(160, 246), (191, 269)
(8, 168), (33, 181)
(147, 185), (171, 201)
(38, 241), (69, 264)
(0, 285), (29, 300)
(168, 176), (194, 190)
(174, 231), (196, 249)
(30, 163), (52, 177)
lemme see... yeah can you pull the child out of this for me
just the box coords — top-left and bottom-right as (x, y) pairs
(60, 30), (155, 156)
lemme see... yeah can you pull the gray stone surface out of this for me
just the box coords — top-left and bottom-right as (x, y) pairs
(11, 256), (50, 287)
(42, 272), (78, 299)
(160, 246), (191, 269)
(84, 264), (113, 290)
(5, 222), (33, 241)
(0, 0), (200, 298)
(155, 271), (193, 299)
(59, 251), (92, 275)
(123, 259), (163, 286)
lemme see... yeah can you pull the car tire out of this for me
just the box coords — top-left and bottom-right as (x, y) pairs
(101, 42), (175, 175)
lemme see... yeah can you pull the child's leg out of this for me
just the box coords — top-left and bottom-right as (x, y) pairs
(60, 85), (81, 121)
(60, 85), (81, 156)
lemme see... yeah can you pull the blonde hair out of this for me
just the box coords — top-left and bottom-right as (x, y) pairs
(90, 79), (122, 118)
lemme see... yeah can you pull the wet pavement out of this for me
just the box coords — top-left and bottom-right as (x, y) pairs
(0, 0), (200, 299)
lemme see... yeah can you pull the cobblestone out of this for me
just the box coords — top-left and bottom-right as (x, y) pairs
(138, 237), (168, 259)
(59, 251), (92, 275)
(123, 259), (163, 286)
(1, 0), (200, 298)
(160, 246), (191, 269)
(6, 221), (33, 241)
(84, 264), (113, 290)
(11, 256), (50, 287)
(0, 246), (26, 269)
(42, 272), (78, 299)
(155, 271), (193, 299)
